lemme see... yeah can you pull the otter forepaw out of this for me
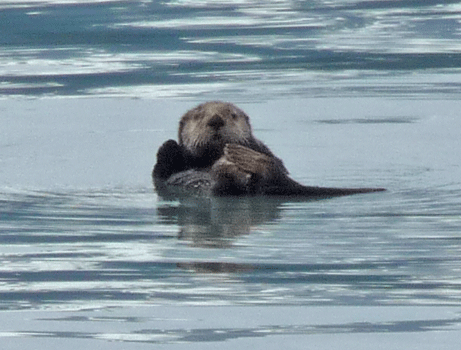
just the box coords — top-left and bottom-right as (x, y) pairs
(224, 144), (272, 177)
(212, 158), (251, 184)
(153, 139), (185, 180)
(210, 158), (254, 195)
(157, 139), (181, 159)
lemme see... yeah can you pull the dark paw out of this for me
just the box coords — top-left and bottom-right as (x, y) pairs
(157, 139), (182, 161)
(153, 139), (185, 180)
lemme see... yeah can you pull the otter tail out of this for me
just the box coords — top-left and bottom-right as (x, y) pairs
(296, 186), (386, 197)
(266, 177), (386, 198)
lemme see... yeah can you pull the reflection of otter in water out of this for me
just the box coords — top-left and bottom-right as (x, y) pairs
(153, 101), (385, 197)
(157, 195), (283, 248)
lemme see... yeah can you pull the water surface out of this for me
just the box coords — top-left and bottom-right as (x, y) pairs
(1, 1), (461, 349)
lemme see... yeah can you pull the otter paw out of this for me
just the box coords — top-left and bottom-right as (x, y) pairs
(212, 158), (251, 185)
(153, 139), (185, 179)
(157, 139), (182, 161)
(210, 157), (255, 195)
(224, 144), (272, 176)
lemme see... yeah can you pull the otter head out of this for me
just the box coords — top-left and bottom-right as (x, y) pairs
(178, 101), (253, 163)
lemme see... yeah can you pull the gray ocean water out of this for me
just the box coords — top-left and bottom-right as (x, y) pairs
(2, 1), (461, 349)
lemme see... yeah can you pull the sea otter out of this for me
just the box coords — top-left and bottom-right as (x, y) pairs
(152, 101), (385, 197)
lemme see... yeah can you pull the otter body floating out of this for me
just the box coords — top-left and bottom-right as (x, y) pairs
(153, 101), (385, 198)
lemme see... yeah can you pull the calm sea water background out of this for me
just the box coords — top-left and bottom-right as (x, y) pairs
(2, 1), (461, 349)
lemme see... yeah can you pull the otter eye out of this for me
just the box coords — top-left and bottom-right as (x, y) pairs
(231, 112), (238, 120)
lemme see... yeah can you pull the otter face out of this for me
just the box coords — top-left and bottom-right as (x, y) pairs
(178, 101), (253, 159)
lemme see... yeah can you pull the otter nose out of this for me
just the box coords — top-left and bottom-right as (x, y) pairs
(207, 115), (225, 130)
